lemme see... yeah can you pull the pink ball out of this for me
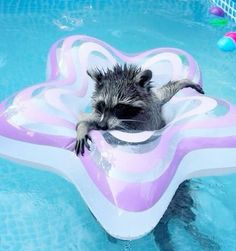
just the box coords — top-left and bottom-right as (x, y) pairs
(225, 32), (236, 43)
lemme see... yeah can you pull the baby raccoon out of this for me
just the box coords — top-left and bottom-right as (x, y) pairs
(75, 64), (204, 155)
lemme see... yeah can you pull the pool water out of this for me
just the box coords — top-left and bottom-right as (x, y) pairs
(0, 0), (236, 250)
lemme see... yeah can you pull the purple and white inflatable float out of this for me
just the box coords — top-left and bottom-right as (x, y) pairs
(1, 35), (236, 239)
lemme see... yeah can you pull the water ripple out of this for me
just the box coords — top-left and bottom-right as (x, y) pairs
(53, 15), (83, 31)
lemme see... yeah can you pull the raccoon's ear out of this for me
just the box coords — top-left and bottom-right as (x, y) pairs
(134, 69), (152, 88)
(87, 69), (103, 83)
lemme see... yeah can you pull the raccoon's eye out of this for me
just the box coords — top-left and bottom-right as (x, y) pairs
(113, 104), (142, 119)
(95, 101), (105, 113)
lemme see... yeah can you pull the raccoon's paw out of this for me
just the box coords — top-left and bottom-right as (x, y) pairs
(75, 124), (92, 156)
(75, 135), (92, 156)
(75, 133), (92, 156)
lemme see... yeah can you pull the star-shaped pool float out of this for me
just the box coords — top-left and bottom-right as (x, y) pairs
(1, 35), (236, 240)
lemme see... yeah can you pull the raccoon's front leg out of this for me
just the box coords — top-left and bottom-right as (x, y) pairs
(75, 113), (99, 156)
(75, 122), (92, 156)
(155, 79), (204, 106)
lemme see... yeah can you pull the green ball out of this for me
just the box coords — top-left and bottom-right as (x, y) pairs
(209, 18), (228, 27)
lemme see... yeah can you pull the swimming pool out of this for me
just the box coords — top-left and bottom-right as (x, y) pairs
(0, 0), (236, 250)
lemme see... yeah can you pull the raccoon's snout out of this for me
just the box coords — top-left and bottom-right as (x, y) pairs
(99, 121), (109, 130)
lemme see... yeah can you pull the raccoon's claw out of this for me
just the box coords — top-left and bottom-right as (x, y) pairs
(75, 135), (92, 156)
(188, 84), (204, 95)
(84, 135), (92, 151)
(194, 84), (204, 95)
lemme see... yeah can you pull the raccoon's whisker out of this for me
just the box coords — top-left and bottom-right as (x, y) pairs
(112, 123), (129, 131)
(118, 119), (147, 123)
(99, 113), (104, 122)
(116, 125), (129, 131)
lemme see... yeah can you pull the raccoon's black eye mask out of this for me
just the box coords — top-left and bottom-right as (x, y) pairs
(95, 101), (142, 119)
(113, 104), (142, 119)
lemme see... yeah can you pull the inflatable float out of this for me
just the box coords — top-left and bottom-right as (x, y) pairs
(1, 35), (236, 240)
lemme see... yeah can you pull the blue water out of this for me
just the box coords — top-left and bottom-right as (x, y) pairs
(0, 0), (236, 250)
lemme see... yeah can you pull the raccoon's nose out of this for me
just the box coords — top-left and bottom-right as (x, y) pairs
(99, 121), (109, 130)
(100, 124), (108, 130)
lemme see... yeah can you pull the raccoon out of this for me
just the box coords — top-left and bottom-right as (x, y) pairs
(75, 64), (204, 155)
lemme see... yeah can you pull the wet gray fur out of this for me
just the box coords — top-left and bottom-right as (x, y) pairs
(75, 64), (204, 155)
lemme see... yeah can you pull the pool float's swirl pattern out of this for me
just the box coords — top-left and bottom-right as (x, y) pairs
(1, 35), (236, 239)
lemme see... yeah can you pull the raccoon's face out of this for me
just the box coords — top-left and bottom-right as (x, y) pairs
(87, 64), (153, 131)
